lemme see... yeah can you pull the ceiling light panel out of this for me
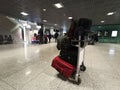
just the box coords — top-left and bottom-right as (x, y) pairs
(101, 21), (105, 23)
(43, 9), (46, 11)
(68, 17), (73, 19)
(21, 12), (29, 16)
(107, 12), (115, 16)
(54, 3), (64, 8)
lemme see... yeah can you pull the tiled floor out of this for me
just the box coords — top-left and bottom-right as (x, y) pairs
(0, 43), (120, 90)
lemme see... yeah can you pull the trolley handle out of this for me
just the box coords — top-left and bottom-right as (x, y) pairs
(71, 38), (89, 47)
(71, 40), (89, 42)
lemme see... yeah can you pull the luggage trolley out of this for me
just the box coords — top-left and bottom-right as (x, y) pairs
(51, 35), (88, 85)
(51, 18), (92, 85)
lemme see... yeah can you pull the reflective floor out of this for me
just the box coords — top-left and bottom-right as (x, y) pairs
(0, 42), (120, 90)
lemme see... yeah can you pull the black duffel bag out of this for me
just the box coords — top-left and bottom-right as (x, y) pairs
(74, 18), (92, 47)
(59, 46), (78, 67)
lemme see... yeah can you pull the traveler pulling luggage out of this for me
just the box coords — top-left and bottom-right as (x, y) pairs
(51, 18), (92, 84)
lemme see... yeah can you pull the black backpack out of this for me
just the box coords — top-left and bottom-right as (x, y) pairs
(57, 36), (71, 50)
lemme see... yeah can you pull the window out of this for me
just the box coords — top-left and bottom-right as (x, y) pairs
(98, 31), (103, 37)
(104, 31), (109, 36)
(111, 31), (118, 37)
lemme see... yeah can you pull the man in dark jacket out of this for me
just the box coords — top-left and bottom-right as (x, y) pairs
(54, 32), (59, 42)
(38, 28), (43, 44)
(48, 34), (52, 43)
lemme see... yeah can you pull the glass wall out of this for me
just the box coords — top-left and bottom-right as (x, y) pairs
(91, 25), (120, 43)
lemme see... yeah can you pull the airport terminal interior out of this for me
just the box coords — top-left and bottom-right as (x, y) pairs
(0, 0), (120, 90)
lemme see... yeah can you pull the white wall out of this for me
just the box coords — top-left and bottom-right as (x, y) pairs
(12, 28), (23, 43)
(0, 15), (42, 44)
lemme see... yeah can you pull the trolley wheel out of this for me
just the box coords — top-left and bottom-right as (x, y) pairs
(80, 65), (86, 72)
(72, 78), (81, 85)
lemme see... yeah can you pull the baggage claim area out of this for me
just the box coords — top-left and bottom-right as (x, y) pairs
(0, 0), (120, 90)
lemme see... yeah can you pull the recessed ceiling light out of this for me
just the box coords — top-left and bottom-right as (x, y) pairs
(101, 21), (105, 23)
(54, 24), (57, 26)
(54, 3), (64, 8)
(43, 9), (46, 11)
(21, 12), (29, 16)
(43, 20), (47, 22)
(68, 17), (73, 19)
(107, 12), (115, 16)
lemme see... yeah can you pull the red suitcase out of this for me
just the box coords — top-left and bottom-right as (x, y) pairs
(51, 56), (75, 78)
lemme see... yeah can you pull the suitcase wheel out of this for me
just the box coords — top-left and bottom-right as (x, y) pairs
(80, 65), (86, 72)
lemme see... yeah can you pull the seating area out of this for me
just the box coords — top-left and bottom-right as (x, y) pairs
(0, 35), (13, 44)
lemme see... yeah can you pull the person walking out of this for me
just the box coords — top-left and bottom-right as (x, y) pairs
(54, 32), (59, 42)
(38, 28), (43, 44)
(48, 34), (52, 43)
